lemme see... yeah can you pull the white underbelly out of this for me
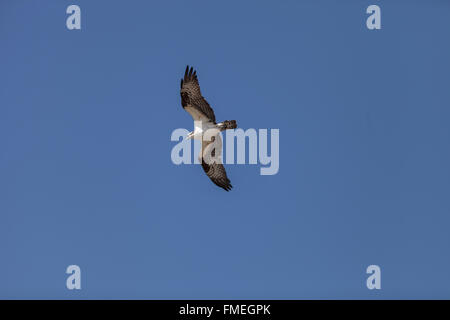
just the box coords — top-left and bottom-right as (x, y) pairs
(192, 122), (217, 140)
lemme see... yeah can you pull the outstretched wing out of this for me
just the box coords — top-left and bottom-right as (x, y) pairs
(180, 66), (216, 123)
(199, 135), (232, 191)
(201, 162), (232, 191)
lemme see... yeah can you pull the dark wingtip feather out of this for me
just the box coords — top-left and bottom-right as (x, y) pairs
(184, 65), (189, 81)
(182, 65), (198, 83)
(222, 182), (233, 191)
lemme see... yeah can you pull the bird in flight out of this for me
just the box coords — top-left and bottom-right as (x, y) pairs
(180, 65), (237, 191)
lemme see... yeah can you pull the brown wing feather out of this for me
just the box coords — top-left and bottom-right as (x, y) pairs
(201, 162), (233, 191)
(199, 136), (232, 191)
(180, 66), (216, 123)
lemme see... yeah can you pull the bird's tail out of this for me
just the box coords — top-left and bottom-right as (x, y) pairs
(217, 120), (237, 131)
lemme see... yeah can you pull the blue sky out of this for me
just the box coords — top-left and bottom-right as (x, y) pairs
(1, 0), (450, 299)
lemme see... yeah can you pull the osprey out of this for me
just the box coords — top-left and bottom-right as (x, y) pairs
(180, 65), (237, 191)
